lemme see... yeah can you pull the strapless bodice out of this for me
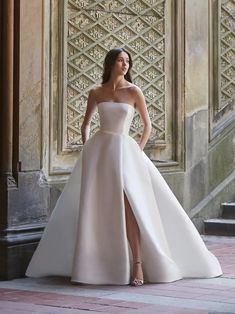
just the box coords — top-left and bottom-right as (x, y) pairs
(98, 102), (135, 135)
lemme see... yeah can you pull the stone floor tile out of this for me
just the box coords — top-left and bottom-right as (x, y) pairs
(0, 236), (235, 313)
(0, 301), (101, 313)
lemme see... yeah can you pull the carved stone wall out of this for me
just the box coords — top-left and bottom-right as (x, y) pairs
(219, 0), (234, 111)
(65, 0), (167, 149)
(47, 0), (184, 177)
(209, 0), (235, 139)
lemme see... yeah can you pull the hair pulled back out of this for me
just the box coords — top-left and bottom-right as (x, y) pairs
(102, 48), (133, 84)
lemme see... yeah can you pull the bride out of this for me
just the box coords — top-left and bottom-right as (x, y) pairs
(26, 48), (222, 286)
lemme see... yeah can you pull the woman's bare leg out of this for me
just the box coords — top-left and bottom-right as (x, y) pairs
(124, 192), (143, 283)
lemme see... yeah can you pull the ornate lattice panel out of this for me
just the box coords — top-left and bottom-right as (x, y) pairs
(65, 0), (166, 149)
(219, 0), (235, 112)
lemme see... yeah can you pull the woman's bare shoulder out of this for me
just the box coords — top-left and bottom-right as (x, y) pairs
(89, 85), (103, 94)
(128, 84), (144, 97)
(87, 85), (104, 100)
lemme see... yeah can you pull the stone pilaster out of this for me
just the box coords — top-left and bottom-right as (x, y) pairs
(0, 0), (49, 280)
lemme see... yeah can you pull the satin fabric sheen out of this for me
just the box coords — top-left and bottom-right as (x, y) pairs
(26, 102), (222, 284)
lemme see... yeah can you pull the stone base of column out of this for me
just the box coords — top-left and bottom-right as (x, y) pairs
(0, 171), (49, 280)
(0, 224), (46, 280)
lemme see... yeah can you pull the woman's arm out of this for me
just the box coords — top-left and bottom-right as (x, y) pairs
(81, 89), (97, 144)
(134, 87), (152, 150)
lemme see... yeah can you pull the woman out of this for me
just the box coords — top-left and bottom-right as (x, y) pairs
(26, 48), (222, 286)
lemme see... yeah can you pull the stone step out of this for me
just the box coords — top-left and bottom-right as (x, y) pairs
(222, 202), (235, 219)
(204, 218), (235, 236)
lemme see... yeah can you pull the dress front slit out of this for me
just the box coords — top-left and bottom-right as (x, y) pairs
(123, 189), (143, 276)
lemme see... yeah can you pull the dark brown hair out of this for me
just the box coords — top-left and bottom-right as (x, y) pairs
(102, 48), (133, 84)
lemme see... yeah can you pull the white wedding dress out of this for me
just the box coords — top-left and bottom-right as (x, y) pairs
(26, 101), (222, 284)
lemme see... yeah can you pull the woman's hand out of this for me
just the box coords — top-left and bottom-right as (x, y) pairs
(81, 89), (97, 144)
(81, 123), (90, 144)
(134, 87), (152, 151)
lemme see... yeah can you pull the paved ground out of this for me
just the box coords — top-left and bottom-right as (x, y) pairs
(0, 235), (235, 314)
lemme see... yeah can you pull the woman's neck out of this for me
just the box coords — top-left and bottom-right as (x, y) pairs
(108, 75), (126, 91)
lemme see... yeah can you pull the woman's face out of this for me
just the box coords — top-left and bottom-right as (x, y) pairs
(112, 51), (130, 77)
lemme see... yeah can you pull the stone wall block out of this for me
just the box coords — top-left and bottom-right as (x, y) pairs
(185, 110), (208, 170)
(208, 133), (235, 192)
(8, 171), (50, 226)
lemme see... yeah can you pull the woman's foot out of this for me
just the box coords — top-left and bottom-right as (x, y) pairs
(131, 261), (144, 286)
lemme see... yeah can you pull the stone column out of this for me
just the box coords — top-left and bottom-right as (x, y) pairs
(183, 0), (210, 214)
(0, 0), (50, 280)
(0, 0), (14, 176)
(0, 0), (15, 279)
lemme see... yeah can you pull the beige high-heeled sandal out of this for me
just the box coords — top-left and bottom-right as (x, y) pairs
(131, 261), (144, 286)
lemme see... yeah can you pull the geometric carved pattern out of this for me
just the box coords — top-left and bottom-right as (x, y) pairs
(66, 0), (166, 148)
(219, 0), (235, 111)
